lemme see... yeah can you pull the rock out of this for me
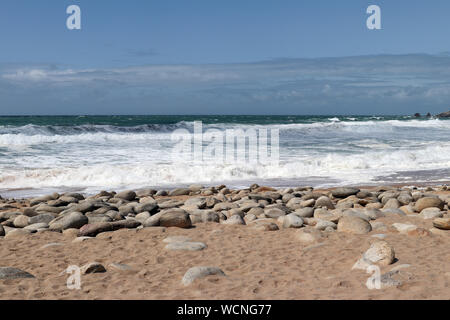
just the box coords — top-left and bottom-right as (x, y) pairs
(392, 223), (418, 234)
(264, 208), (286, 219)
(81, 262), (106, 274)
(24, 223), (48, 232)
(221, 215), (246, 225)
(159, 210), (192, 228)
(155, 190), (168, 196)
(382, 208), (406, 216)
(337, 216), (372, 234)
(315, 219), (337, 231)
(5, 229), (32, 239)
(314, 208), (340, 223)
(13, 215), (29, 228)
(433, 218), (450, 230)
(115, 190), (136, 201)
(227, 209), (245, 218)
(49, 212), (88, 231)
(165, 241), (207, 251)
(78, 222), (114, 237)
(135, 212), (151, 223)
(251, 220), (279, 231)
(286, 198), (304, 210)
(353, 241), (395, 270)
(184, 197), (207, 209)
(213, 202), (238, 211)
(87, 214), (113, 224)
(0, 225), (4, 237)
(296, 228), (324, 244)
(436, 110), (450, 118)
(384, 198), (401, 209)
(169, 188), (191, 196)
(72, 236), (94, 243)
(66, 201), (96, 214)
(0, 267), (35, 280)
(315, 196), (335, 209)
(331, 187), (360, 198)
(29, 213), (56, 225)
(429, 227), (449, 235)
(282, 214), (304, 228)
(294, 207), (314, 218)
(182, 266), (226, 286)
(370, 221), (387, 231)
(415, 197), (444, 212)
(419, 208), (444, 219)
(134, 202), (158, 214)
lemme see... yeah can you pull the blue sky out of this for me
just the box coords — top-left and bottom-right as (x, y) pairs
(1, 0), (450, 115)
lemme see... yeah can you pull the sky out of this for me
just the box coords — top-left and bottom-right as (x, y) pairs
(1, 0), (450, 115)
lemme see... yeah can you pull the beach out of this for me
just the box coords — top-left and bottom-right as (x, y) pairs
(1, 184), (449, 300)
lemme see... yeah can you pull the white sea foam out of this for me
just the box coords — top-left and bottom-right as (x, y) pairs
(0, 118), (449, 195)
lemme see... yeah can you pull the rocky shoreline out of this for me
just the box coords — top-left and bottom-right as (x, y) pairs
(1, 183), (449, 299)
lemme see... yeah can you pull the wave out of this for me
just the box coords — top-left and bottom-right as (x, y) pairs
(1, 142), (449, 190)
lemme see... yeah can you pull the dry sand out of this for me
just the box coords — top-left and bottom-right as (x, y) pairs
(1, 210), (449, 300)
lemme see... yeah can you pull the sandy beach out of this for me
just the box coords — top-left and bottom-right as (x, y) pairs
(1, 184), (449, 300)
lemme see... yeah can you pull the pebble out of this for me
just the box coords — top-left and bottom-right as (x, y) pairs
(182, 266), (226, 286)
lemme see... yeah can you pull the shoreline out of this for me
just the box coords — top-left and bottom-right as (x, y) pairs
(1, 182), (449, 300)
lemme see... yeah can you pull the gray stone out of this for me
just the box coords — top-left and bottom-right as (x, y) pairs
(182, 266), (226, 286)
(29, 213), (56, 225)
(0, 267), (35, 280)
(159, 209), (192, 228)
(282, 214), (304, 228)
(115, 190), (136, 201)
(337, 216), (372, 234)
(331, 187), (360, 198)
(165, 241), (207, 251)
(221, 215), (246, 225)
(293, 207), (314, 218)
(169, 188), (191, 196)
(49, 212), (88, 231)
(264, 208), (286, 219)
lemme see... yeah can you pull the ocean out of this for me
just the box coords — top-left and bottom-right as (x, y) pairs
(0, 115), (449, 198)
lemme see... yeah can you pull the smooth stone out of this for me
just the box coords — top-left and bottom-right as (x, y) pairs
(315, 196), (335, 209)
(433, 218), (450, 230)
(49, 212), (88, 231)
(415, 197), (444, 212)
(159, 210), (192, 228)
(392, 223), (418, 234)
(264, 208), (286, 219)
(182, 266), (226, 286)
(315, 219), (337, 231)
(221, 215), (246, 226)
(0, 267), (35, 280)
(13, 215), (29, 228)
(294, 207), (314, 218)
(419, 208), (444, 219)
(5, 229), (32, 239)
(282, 214), (304, 228)
(165, 241), (207, 251)
(337, 216), (372, 234)
(24, 223), (48, 232)
(169, 188), (191, 196)
(29, 213), (56, 225)
(115, 190), (136, 201)
(353, 240), (395, 270)
(331, 187), (360, 198)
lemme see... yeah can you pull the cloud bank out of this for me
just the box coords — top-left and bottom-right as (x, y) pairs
(1, 54), (450, 115)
